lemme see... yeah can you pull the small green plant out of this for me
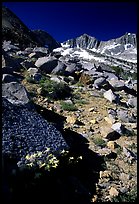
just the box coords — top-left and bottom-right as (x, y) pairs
(60, 101), (78, 111)
(26, 75), (36, 83)
(75, 99), (88, 105)
(93, 137), (106, 148)
(111, 66), (124, 76)
(39, 77), (72, 100)
(116, 145), (122, 155)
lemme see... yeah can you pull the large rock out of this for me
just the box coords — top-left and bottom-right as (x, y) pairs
(21, 60), (36, 69)
(93, 77), (107, 89)
(111, 122), (124, 135)
(27, 67), (42, 82)
(2, 82), (30, 107)
(2, 98), (68, 167)
(51, 60), (67, 75)
(108, 78), (125, 91)
(103, 89), (119, 103)
(116, 109), (129, 123)
(65, 63), (80, 75)
(2, 74), (18, 83)
(127, 96), (137, 108)
(2, 52), (22, 74)
(35, 56), (58, 73)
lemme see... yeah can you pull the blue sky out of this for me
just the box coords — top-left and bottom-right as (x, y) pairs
(3, 2), (137, 43)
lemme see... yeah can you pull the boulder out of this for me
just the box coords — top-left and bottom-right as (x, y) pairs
(104, 72), (119, 81)
(103, 89), (119, 103)
(107, 78), (125, 91)
(28, 52), (46, 58)
(2, 82), (31, 107)
(51, 60), (66, 75)
(107, 108), (117, 123)
(2, 74), (18, 83)
(106, 130), (121, 141)
(116, 109), (129, 123)
(123, 147), (137, 162)
(27, 67), (39, 75)
(33, 47), (49, 54)
(93, 77), (107, 89)
(27, 67), (42, 82)
(65, 63), (82, 75)
(35, 56), (58, 73)
(2, 53), (22, 74)
(111, 122), (124, 135)
(109, 187), (119, 197)
(21, 60), (36, 69)
(2, 97), (69, 167)
(127, 96), (137, 108)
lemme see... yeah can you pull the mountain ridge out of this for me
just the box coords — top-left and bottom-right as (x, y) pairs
(62, 33), (137, 62)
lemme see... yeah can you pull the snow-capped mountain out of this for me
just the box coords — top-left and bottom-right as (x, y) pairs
(62, 33), (137, 63)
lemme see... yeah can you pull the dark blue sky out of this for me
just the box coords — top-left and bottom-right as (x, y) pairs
(3, 2), (137, 43)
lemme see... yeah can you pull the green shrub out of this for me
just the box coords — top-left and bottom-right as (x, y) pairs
(39, 77), (72, 100)
(60, 101), (78, 111)
(93, 137), (106, 148)
(111, 66), (124, 76)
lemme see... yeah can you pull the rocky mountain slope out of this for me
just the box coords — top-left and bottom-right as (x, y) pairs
(2, 5), (61, 50)
(2, 5), (137, 203)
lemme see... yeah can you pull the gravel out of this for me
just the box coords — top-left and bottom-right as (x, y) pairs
(2, 98), (68, 167)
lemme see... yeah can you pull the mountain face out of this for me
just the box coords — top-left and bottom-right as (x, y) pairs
(32, 30), (61, 51)
(63, 33), (100, 49)
(2, 6), (61, 50)
(62, 33), (137, 62)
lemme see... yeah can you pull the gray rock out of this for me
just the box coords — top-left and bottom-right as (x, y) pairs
(27, 67), (39, 75)
(127, 96), (137, 108)
(51, 60), (66, 75)
(107, 78), (125, 91)
(2, 82), (30, 107)
(106, 130), (121, 141)
(104, 72), (119, 81)
(97, 63), (115, 73)
(21, 60), (36, 69)
(2, 98), (68, 167)
(2, 40), (20, 52)
(93, 77), (107, 89)
(103, 89), (119, 103)
(123, 147), (137, 162)
(65, 63), (81, 75)
(2, 53), (22, 74)
(117, 109), (129, 123)
(2, 74), (18, 83)
(35, 56), (58, 73)
(28, 52), (46, 58)
(33, 47), (49, 54)
(111, 122), (124, 135)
